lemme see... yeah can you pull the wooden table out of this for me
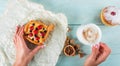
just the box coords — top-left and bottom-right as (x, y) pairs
(1, 0), (120, 66)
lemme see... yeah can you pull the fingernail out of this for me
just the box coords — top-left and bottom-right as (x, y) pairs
(16, 26), (18, 29)
(40, 46), (44, 48)
(93, 44), (99, 48)
(40, 45), (46, 48)
(94, 44), (99, 48)
(17, 25), (20, 27)
(16, 25), (20, 28)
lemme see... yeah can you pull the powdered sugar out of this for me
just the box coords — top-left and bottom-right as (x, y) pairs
(104, 6), (120, 25)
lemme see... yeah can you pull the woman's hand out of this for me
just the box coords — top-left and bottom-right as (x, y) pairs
(84, 42), (111, 66)
(13, 25), (45, 66)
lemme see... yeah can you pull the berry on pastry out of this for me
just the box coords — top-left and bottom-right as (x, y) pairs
(24, 20), (54, 45)
(100, 6), (120, 26)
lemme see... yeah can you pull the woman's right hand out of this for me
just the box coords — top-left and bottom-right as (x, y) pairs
(84, 42), (111, 66)
(13, 26), (45, 66)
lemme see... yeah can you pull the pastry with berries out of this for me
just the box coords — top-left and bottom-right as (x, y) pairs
(101, 6), (120, 26)
(24, 20), (54, 45)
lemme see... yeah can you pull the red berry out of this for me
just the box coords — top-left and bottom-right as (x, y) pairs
(34, 30), (38, 34)
(36, 37), (40, 40)
(29, 33), (33, 37)
(41, 32), (45, 37)
(37, 25), (43, 30)
(30, 26), (34, 30)
(111, 11), (116, 16)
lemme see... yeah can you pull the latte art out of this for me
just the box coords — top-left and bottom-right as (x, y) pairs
(83, 27), (98, 44)
(76, 24), (102, 46)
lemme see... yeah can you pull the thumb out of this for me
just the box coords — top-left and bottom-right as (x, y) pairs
(30, 45), (46, 57)
(90, 44), (99, 58)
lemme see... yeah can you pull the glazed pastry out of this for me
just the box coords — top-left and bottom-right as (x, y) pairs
(101, 6), (120, 26)
(76, 24), (102, 46)
(24, 20), (54, 45)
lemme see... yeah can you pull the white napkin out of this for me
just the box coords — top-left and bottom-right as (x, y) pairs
(0, 0), (68, 66)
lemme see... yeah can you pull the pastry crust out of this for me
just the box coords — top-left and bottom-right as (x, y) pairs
(24, 20), (54, 45)
(100, 9), (115, 26)
(100, 6), (120, 26)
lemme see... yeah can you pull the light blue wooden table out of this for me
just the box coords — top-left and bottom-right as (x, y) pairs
(1, 0), (120, 66)
(0, 0), (8, 17)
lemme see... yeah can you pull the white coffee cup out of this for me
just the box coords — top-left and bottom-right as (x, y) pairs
(76, 24), (102, 46)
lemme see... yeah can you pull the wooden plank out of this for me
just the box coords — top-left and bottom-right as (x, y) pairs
(30, 0), (120, 24)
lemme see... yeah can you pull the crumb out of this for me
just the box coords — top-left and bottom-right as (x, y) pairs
(78, 51), (84, 58)
(67, 27), (71, 32)
(70, 39), (75, 44)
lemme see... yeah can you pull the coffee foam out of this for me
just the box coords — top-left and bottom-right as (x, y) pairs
(76, 24), (102, 46)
